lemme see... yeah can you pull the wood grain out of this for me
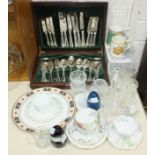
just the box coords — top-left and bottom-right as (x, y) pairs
(8, 4), (15, 15)
(8, 63), (29, 81)
(8, 16), (21, 47)
(14, 0), (39, 79)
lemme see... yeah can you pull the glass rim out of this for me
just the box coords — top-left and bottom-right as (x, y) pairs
(70, 70), (87, 81)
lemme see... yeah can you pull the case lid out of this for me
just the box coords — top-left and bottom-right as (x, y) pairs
(32, 0), (108, 2)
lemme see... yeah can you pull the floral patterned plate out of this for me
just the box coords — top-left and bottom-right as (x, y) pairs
(66, 119), (108, 149)
(12, 87), (75, 133)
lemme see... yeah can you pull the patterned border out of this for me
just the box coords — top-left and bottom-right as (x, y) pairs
(12, 87), (75, 133)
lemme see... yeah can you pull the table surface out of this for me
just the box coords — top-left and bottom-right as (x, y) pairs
(8, 81), (147, 155)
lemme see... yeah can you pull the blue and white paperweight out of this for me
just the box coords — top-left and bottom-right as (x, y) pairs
(87, 91), (100, 110)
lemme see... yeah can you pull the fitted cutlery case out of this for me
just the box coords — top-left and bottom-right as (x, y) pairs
(30, 1), (108, 89)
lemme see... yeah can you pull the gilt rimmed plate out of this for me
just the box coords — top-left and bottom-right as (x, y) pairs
(12, 87), (75, 133)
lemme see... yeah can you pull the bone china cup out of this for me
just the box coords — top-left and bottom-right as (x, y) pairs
(110, 35), (131, 56)
(74, 108), (99, 133)
(106, 25), (130, 45)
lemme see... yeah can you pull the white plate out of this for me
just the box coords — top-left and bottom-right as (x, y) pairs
(66, 119), (108, 149)
(12, 87), (75, 133)
(108, 118), (143, 149)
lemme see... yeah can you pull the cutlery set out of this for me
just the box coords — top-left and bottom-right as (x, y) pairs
(41, 12), (99, 48)
(40, 56), (102, 82)
(41, 17), (57, 47)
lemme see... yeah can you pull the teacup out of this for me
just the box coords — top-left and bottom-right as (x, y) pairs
(73, 108), (99, 134)
(110, 35), (131, 56)
(106, 25), (130, 45)
(113, 115), (139, 137)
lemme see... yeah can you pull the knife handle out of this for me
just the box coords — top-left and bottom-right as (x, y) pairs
(81, 30), (85, 47)
(45, 32), (50, 46)
(61, 32), (64, 47)
(69, 30), (73, 47)
(86, 32), (90, 46)
(77, 30), (81, 47)
(73, 31), (78, 47)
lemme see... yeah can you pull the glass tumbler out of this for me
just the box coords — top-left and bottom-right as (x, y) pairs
(31, 127), (51, 148)
(91, 79), (109, 97)
(70, 70), (87, 94)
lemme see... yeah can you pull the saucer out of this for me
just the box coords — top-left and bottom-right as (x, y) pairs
(108, 116), (143, 149)
(66, 119), (108, 149)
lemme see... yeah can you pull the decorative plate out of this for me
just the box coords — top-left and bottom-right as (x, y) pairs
(12, 87), (75, 133)
(66, 119), (108, 149)
(108, 120), (143, 149)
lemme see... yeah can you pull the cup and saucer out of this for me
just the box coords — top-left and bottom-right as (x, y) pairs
(66, 108), (108, 149)
(108, 115), (143, 149)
